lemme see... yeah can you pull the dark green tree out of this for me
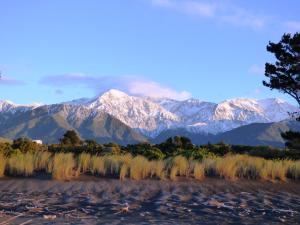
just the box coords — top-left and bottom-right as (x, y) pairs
(263, 33), (300, 150)
(60, 130), (82, 146)
(263, 32), (300, 106)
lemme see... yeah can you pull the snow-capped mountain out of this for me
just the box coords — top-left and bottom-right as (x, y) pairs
(0, 100), (42, 114)
(66, 89), (180, 137)
(156, 97), (297, 134)
(0, 89), (298, 138)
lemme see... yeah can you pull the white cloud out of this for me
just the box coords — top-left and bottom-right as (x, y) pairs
(220, 6), (265, 29)
(0, 76), (25, 86)
(248, 64), (264, 75)
(40, 74), (191, 100)
(150, 0), (266, 29)
(181, 1), (216, 18)
(128, 80), (191, 100)
(283, 21), (300, 33)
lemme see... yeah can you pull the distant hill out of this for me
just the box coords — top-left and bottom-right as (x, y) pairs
(0, 104), (147, 145)
(153, 120), (300, 148)
(214, 120), (300, 147)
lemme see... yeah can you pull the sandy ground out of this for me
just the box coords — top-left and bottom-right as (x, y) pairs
(0, 177), (299, 224)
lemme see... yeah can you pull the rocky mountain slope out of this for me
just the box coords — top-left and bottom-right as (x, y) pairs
(0, 89), (298, 145)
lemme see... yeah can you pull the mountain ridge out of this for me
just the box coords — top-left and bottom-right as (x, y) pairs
(0, 89), (298, 143)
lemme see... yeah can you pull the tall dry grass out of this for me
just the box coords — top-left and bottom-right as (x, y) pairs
(287, 160), (300, 180)
(7, 153), (35, 176)
(129, 156), (151, 180)
(0, 153), (6, 177)
(33, 151), (52, 171)
(1, 151), (299, 182)
(149, 160), (166, 180)
(90, 155), (106, 176)
(169, 156), (189, 181)
(193, 162), (205, 181)
(202, 155), (300, 182)
(48, 153), (76, 180)
(77, 153), (91, 174)
(119, 164), (129, 181)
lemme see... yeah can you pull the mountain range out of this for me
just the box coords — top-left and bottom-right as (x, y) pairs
(0, 89), (299, 147)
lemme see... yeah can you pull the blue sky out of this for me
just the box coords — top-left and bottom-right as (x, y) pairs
(0, 0), (300, 105)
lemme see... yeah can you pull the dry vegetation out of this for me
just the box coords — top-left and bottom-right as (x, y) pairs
(0, 153), (6, 177)
(0, 152), (299, 182)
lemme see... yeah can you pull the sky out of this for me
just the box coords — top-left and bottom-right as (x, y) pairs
(0, 0), (300, 105)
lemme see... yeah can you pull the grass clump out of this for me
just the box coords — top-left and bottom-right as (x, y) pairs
(119, 164), (129, 181)
(0, 154), (6, 177)
(169, 156), (189, 180)
(33, 151), (52, 172)
(7, 153), (34, 176)
(48, 153), (76, 180)
(77, 153), (92, 174)
(287, 160), (300, 180)
(129, 156), (150, 180)
(150, 160), (166, 180)
(104, 155), (122, 176)
(260, 160), (288, 182)
(193, 162), (205, 181)
(90, 156), (106, 176)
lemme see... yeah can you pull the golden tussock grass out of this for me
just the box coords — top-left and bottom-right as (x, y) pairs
(48, 153), (77, 180)
(90, 156), (106, 176)
(287, 160), (300, 180)
(169, 156), (189, 180)
(1, 151), (299, 182)
(193, 162), (205, 181)
(7, 153), (35, 176)
(129, 156), (151, 180)
(33, 151), (52, 172)
(0, 153), (6, 177)
(104, 155), (122, 176)
(119, 164), (129, 181)
(202, 155), (300, 182)
(170, 166), (178, 181)
(150, 160), (166, 180)
(77, 153), (92, 174)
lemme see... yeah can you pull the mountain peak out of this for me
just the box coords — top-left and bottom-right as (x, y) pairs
(100, 89), (129, 98)
(0, 100), (15, 105)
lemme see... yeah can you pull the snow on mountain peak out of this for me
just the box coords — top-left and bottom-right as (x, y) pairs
(0, 100), (42, 113)
(2, 90), (297, 137)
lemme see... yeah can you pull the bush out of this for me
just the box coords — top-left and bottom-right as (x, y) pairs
(181, 148), (215, 160)
(12, 138), (45, 153)
(0, 143), (13, 156)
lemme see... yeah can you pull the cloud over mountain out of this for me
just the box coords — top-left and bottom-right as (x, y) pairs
(40, 74), (191, 100)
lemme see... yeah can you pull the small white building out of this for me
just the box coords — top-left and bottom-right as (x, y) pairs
(33, 140), (43, 145)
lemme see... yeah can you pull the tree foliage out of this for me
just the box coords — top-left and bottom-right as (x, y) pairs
(263, 32), (300, 106)
(263, 33), (300, 150)
(60, 130), (82, 146)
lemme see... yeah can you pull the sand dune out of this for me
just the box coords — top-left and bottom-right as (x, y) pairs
(0, 177), (299, 224)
